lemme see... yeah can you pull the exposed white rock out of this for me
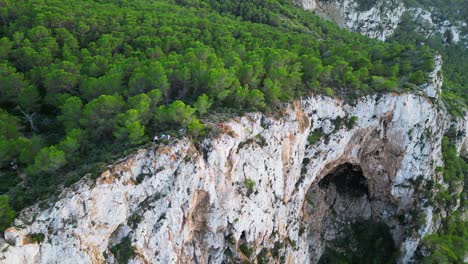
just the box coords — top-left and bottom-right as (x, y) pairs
(296, 0), (316, 10)
(421, 55), (443, 99)
(295, 0), (467, 44)
(296, 0), (405, 41)
(1, 93), (466, 263)
(407, 7), (464, 44)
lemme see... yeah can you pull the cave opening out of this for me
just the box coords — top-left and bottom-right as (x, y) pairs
(318, 163), (369, 198)
(304, 162), (399, 263)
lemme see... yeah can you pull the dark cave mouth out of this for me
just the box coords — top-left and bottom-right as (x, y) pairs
(307, 163), (399, 263)
(318, 163), (369, 198)
(305, 162), (398, 264)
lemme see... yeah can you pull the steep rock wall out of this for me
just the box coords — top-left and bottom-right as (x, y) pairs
(294, 0), (467, 44)
(1, 92), (466, 263)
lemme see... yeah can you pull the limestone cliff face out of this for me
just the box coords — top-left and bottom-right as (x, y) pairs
(1, 77), (466, 263)
(298, 0), (405, 41)
(294, 0), (467, 44)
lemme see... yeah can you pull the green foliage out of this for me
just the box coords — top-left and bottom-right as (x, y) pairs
(0, 63), (28, 105)
(0, 38), (12, 60)
(271, 241), (284, 258)
(247, 89), (267, 111)
(0, 0), (460, 215)
(30, 146), (67, 175)
(58, 96), (83, 132)
(110, 236), (135, 264)
(319, 220), (397, 264)
(0, 109), (22, 139)
(58, 129), (83, 161)
(239, 243), (254, 258)
(128, 214), (143, 229)
(155, 100), (196, 129)
(440, 136), (466, 183)
(81, 95), (125, 140)
(187, 119), (206, 138)
(402, 0), (467, 22)
(0, 195), (15, 233)
(18, 85), (41, 112)
(254, 134), (267, 147)
(371, 76), (398, 91)
(354, 0), (377, 11)
(416, 133), (467, 262)
(430, 135), (467, 210)
(29, 233), (45, 244)
(243, 178), (256, 195)
(0, 110), (25, 168)
(390, 11), (467, 116)
(323, 87), (335, 97)
(409, 70), (425, 85)
(345, 116), (358, 129)
(128, 61), (168, 97)
(419, 213), (468, 263)
(194, 94), (213, 116)
(308, 128), (324, 145)
(114, 110), (148, 146)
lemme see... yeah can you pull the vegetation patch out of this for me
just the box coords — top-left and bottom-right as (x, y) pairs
(254, 134), (267, 147)
(28, 233), (45, 244)
(0, 195), (15, 233)
(237, 139), (254, 153)
(307, 128), (324, 145)
(390, 7), (467, 117)
(345, 116), (359, 129)
(243, 178), (256, 196)
(256, 248), (269, 264)
(127, 214), (143, 229)
(271, 241), (285, 259)
(417, 212), (467, 263)
(318, 220), (397, 264)
(135, 171), (151, 184)
(0, 0), (464, 235)
(110, 236), (135, 264)
(412, 130), (467, 262)
(239, 243), (254, 259)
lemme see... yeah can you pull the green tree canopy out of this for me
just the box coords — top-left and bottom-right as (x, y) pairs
(0, 195), (15, 232)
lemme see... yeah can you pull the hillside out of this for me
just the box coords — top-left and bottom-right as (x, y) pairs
(294, 0), (467, 117)
(0, 0), (436, 213)
(0, 0), (466, 263)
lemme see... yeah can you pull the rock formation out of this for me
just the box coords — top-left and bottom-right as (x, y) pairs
(293, 0), (467, 44)
(1, 64), (466, 262)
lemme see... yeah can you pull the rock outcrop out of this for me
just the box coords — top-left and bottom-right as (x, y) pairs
(306, 0), (405, 41)
(294, 0), (467, 44)
(1, 86), (466, 263)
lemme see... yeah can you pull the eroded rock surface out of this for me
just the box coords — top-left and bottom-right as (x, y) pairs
(294, 0), (467, 44)
(1, 93), (466, 263)
(304, 161), (400, 262)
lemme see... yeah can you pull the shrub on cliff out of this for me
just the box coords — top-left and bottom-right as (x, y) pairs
(0, 195), (15, 233)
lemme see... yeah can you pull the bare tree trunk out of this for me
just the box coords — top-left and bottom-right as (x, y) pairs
(17, 106), (39, 133)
